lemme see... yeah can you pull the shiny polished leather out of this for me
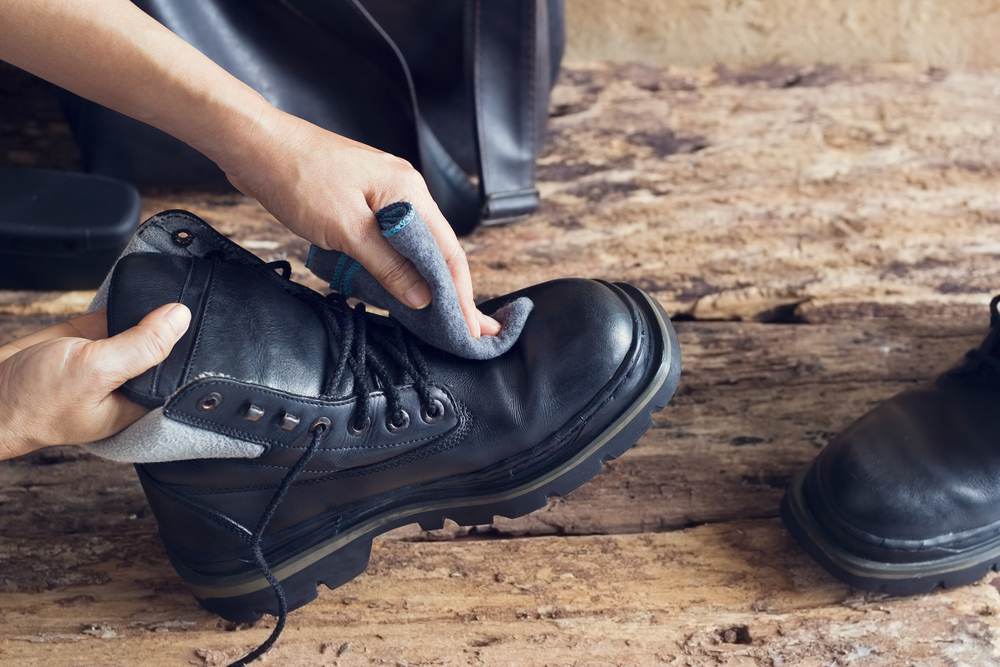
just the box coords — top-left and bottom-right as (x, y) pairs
(784, 303), (1000, 591)
(58, 0), (563, 234)
(108, 253), (658, 560)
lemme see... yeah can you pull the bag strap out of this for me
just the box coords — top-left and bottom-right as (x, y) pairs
(285, 0), (554, 234)
(469, 0), (551, 225)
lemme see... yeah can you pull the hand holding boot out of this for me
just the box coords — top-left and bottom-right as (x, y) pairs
(0, 304), (190, 460)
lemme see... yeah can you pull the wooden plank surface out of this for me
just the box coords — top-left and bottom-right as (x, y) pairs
(4, 520), (1000, 667)
(4, 62), (1000, 665)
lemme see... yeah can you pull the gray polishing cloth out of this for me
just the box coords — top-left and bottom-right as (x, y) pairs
(82, 205), (530, 463)
(308, 202), (532, 360)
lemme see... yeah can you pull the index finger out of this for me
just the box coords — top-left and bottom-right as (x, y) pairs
(409, 192), (483, 339)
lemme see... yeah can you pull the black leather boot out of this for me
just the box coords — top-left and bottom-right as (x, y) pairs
(783, 296), (1000, 594)
(106, 229), (681, 633)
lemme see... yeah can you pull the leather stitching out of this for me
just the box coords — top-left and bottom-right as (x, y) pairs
(178, 400), (473, 495)
(473, 0), (489, 192)
(181, 262), (215, 387)
(525, 0), (538, 170)
(245, 432), (451, 471)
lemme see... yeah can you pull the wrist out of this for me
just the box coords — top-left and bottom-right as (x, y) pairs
(198, 94), (291, 182)
(171, 83), (274, 171)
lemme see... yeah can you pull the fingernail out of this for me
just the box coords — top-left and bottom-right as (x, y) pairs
(165, 304), (191, 335)
(403, 282), (432, 309)
(481, 315), (502, 336)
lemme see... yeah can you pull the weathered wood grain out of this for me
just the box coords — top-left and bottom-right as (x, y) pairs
(471, 62), (1000, 323)
(3, 520), (999, 666)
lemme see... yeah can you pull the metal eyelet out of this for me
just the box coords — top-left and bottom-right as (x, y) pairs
(420, 399), (445, 425)
(348, 414), (370, 436)
(172, 229), (194, 247)
(309, 416), (331, 434)
(386, 409), (410, 434)
(197, 392), (222, 411)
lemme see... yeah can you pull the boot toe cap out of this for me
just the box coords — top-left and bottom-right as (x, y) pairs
(811, 386), (1000, 543)
(514, 279), (636, 390)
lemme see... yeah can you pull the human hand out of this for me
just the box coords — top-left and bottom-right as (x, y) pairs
(0, 304), (190, 460)
(216, 107), (501, 339)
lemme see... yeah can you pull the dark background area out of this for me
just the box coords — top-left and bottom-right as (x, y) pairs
(0, 61), (81, 172)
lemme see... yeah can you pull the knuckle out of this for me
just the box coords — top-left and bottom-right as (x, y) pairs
(319, 226), (348, 253)
(441, 239), (470, 273)
(391, 155), (414, 171)
(441, 238), (467, 264)
(383, 161), (424, 192)
(364, 157), (429, 218)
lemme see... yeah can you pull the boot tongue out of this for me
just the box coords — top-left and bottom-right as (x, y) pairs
(332, 302), (413, 397)
(108, 253), (340, 407)
(938, 294), (1000, 389)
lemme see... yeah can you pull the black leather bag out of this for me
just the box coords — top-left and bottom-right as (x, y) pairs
(57, 0), (564, 235)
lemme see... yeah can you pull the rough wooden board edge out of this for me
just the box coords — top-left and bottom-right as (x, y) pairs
(8, 64), (1000, 323)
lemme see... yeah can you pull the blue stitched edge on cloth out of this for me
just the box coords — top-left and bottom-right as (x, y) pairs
(379, 201), (413, 237)
(330, 254), (348, 292)
(341, 260), (361, 298)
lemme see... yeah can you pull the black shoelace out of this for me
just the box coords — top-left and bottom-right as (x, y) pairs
(226, 421), (327, 667)
(227, 262), (440, 666)
(940, 294), (1000, 388)
(315, 292), (444, 433)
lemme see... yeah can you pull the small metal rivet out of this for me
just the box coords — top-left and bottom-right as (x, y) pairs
(243, 403), (265, 422)
(197, 392), (222, 411)
(172, 229), (194, 247)
(278, 412), (300, 431)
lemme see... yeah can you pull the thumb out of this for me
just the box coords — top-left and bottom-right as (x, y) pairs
(88, 303), (191, 387)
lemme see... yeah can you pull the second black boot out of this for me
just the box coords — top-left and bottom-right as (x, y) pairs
(783, 295), (1000, 594)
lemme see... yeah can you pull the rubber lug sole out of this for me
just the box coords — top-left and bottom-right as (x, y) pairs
(192, 286), (681, 622)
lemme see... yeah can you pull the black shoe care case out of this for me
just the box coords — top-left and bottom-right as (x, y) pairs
(0, 167), (140, 290)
